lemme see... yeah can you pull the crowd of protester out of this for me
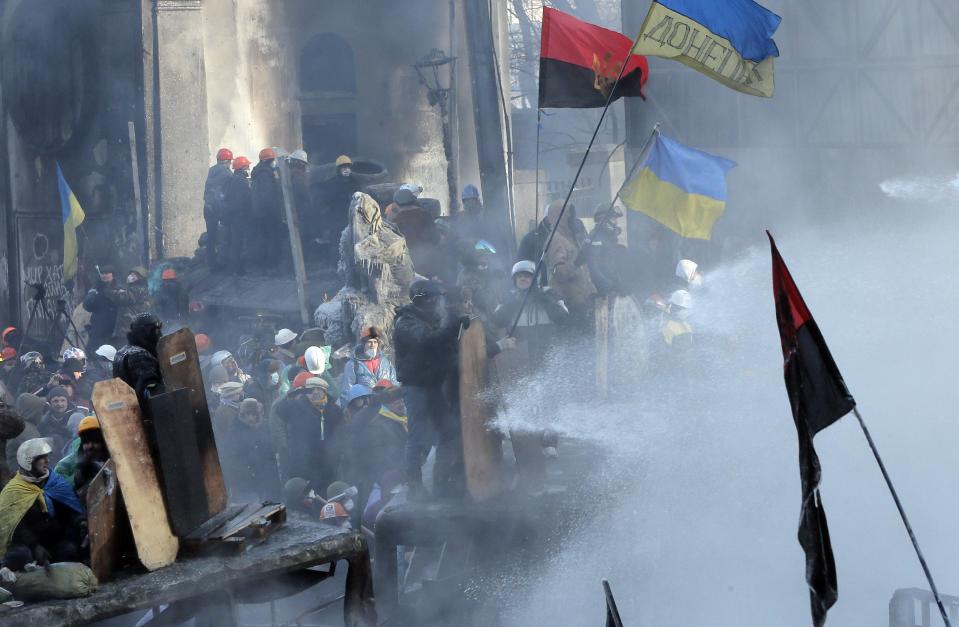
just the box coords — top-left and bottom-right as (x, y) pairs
(0, 145), (708, 575)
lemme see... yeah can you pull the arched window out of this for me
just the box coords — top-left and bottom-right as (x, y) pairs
(298, 33), (355, 94)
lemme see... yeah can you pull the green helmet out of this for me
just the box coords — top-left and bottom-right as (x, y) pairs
(283, 477), (310, 505)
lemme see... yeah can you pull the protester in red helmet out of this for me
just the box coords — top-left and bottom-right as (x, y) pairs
(204, 148), (234, 270)
(223, 156), (253, 275)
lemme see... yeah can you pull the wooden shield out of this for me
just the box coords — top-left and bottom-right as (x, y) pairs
(157, 328), (228, 516)
(92, 379), (178, 571)
(458, 320), (501, 501)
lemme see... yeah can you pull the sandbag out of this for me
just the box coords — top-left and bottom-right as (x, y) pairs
(13, 562), (98, 601)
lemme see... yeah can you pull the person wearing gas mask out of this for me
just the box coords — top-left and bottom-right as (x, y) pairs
(393, 279), (470, 497)
(0, 438), (85, 571)
(584, 205), (631, 297)
(113, 313), (166, 405)
(338, 327), (397, 406)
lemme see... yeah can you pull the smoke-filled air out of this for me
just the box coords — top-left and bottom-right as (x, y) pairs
(0, 1), (956, 626)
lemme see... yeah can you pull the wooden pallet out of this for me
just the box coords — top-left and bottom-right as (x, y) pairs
(181, 502), (286, 554)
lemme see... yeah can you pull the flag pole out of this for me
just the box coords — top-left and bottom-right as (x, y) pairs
(591, 123), (660, 236)
(508, 32), (643, 337)
(853, 407), (953, 627)
(534, 108), (542, 231)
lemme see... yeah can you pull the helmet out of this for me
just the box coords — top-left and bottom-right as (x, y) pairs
(344, 384), (373, 405)
(62, 347), (86, 363)
(77, 416), (100, 434)
(194, 334), (211, 352)
(409, 279), (445, 302)
(232, 156), (251, 170)
(216, 148), (233, 162)
(511, 260), (536, 278)
(129, 265), (148, 280)
(320, 501), (349, 522)
(290, 149), (308, 163)
(292, 371), (312, 389)
(2, 326), (17, 342)
(274, 328), (297, 346)
(20, 351), (42, 367)
(393, 183), (423, 206)
(676, 259), (703, 287)
(304, 346), (327, 375)
(283, 477), (311, 505)
(462, 184), (480, 200)
(326, 481), (350, 501)
(0, 347), (16, 362)
(373, 379), (395, 391)
(95, 344), (117, 362)
(17, 437), (52, 473)
(669, 289), (692, 310)
(474, 239), (497, 255)
(259, 147), (277, 161)
(210, 350), (232, 367)
(131, 313), (162, 340)
(161, 268), (177, 280)
(304, 377), (329, 391)
(335, 155), (353, 168)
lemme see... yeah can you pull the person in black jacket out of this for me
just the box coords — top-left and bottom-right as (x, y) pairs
(584, 206), (630, 297)
(251, 148), (286, 272)
(113, 313), (165, 406)
(204, 148), (234, 269)
(223, 156), (253, 274)
(82, 266), (136, 350)
(393, 279), (468, 496)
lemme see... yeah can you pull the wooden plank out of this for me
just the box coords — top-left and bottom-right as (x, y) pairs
(86, 459), (122, 581)
(92, 379), (179, 571)
(458, 320), (500, 501)
(157, 328), (228, 517)
(147, 389), (210, 536)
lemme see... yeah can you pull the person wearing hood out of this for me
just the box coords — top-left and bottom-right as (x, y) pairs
(270, 376), (343, 488)
(38, 386), (85, 459)
(244, 358), (283, 409)
(217, 397), (280, 501)
(223, 155), (253, 274)
(0, 438), (85, 571)
(393, 279), (468, 496)
(6, 394), (44, 478)
(542, 203), (595, 333)
(204, 148), (234, 269)
(338, 327), (397, 406)
(113, 313), (165, 405)
(54, 416), (109, 500)
(493, 261), (570, 365)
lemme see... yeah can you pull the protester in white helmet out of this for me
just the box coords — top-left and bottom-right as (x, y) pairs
(676, 259), (704, 289)
(272, 328), (298, 366)
(661, 289), (694, 347)
(0, 438), (85, 571)
(492, 260), (570, 364)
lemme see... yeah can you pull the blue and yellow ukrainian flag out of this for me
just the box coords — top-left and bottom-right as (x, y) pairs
(620, 133), (736, 240)
(632, 0), (781, 97)
(56, 163), (85, 281)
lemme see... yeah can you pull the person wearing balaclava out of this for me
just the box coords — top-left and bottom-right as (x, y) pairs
(271, 376), (343, 489)
(393, 279), (470, 497)
(113, 313), (166, 405)
(0, 438), (85, 571)
(338, 327), (397, 406)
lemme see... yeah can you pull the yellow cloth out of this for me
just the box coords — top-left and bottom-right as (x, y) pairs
(0, 473), (45, 557)
(379, 407), (408, 432)
(662, 319), (694, 346)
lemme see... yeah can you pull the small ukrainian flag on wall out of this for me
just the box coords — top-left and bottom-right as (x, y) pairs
(57, 162), (85, 281)
(620, 132), (735, 240)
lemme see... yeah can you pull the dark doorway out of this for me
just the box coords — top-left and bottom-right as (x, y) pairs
(299, 33), (357, 165)
(302, 114), (357, 166)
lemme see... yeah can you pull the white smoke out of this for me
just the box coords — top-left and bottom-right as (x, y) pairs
(879, 174), (959, 204)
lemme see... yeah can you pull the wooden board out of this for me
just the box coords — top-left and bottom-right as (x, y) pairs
(157, 328), (228, 516)
(86, 459), (122, 581)
(458, 320), (500, 501)
(92, 379), (179, 571)
(148, 389), (210, 536)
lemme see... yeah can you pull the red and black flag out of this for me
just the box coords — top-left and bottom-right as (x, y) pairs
(769, 232), (856, 627)
(538, 7), (648, 108)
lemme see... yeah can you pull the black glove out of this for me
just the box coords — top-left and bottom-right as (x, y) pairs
(457, 316), (471, 330)
(32, 545), (51, 567)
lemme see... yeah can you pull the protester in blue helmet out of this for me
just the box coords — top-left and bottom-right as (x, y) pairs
(343, 384), (374, 419)
(461, 184), (480, 201)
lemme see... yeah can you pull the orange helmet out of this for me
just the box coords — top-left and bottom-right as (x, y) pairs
(77, 416), (100, 434)
(161, 268), (177, 280)
(320, 501), (349, 522)
(194, 333), (211, 352)
(216, 148), (233, 161)
(233, 156), (251, 170)
(259, 147), (277, 161)
(292, 371), (312, 389)
(0, 347), (16, 362)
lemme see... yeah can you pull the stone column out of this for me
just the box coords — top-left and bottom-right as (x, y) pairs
(153, 0), (209, 257)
